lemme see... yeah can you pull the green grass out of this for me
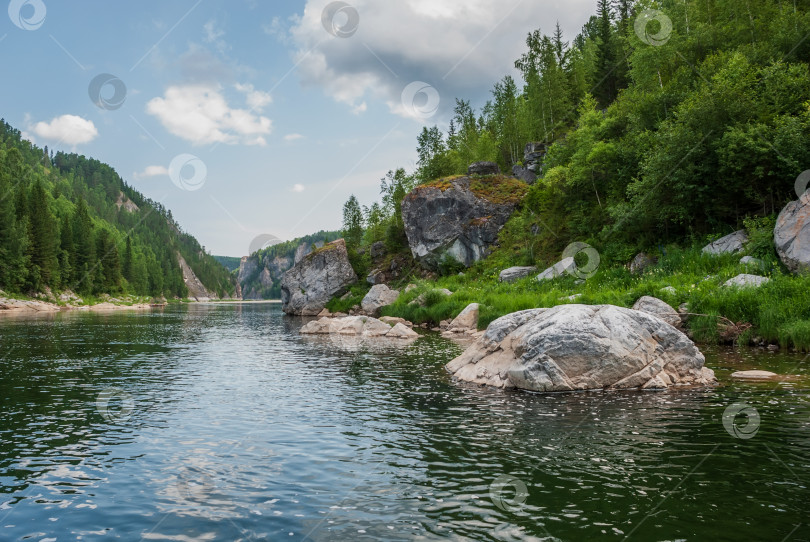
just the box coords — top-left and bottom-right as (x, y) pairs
(371, 244), (810, 350)
(324, 283), (370, 313)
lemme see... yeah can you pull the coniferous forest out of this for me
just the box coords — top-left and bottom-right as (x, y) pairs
(0, 120), (235, 299)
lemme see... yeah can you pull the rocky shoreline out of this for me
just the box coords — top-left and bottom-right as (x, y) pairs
(0, 294), (164, 315)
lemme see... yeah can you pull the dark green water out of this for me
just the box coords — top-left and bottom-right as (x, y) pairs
(0, 303), (808, 541)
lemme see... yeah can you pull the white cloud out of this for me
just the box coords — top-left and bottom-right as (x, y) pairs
(284, 133), (304, 141)
(30, 115), (98, 146)
(290, 0), (594, 119)
(291, 183), (305, 192)
(203, 20), (228, 52)
(134, 165), (169, 179)
(146, 85), (272, 146)
(235, 83), (272, 111)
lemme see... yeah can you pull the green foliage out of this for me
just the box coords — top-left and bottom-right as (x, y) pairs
(0, 119), (234, 299)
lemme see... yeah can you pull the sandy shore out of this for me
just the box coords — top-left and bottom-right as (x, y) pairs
(0, 296), (160, 315)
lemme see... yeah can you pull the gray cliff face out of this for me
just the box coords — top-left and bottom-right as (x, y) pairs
(237, 242), (312, 300)
(280, 239), (358, 315)
(401, 175), (525, 268)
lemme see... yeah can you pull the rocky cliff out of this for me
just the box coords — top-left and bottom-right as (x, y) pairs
(280, 239), (357, 315)
(177, 252), (219, 301)
(401, 174), (528, 268)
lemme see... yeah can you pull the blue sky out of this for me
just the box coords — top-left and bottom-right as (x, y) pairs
(0, 0), (593, 256)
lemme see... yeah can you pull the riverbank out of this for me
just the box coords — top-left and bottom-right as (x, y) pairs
(327, 244), (810, 352)
(0, 291), (166, 315)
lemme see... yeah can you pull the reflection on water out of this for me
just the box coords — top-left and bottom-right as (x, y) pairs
(0, 303), (808, 541)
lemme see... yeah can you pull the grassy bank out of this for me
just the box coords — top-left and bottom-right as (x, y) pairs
(330, 243), (810, 352)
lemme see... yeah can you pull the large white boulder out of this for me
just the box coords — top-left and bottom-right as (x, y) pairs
(499, 266), (537, 283)
(446, 305), (716, 392)
(536, 257), (575, 281)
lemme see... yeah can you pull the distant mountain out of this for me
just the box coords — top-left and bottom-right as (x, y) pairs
(237, 230), (341, 299)
(214, 255), (242, 272)
(0, 119), (235, 299)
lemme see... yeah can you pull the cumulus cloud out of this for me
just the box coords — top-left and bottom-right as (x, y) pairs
(236, 83), (272, 111)
(134, 165), (169, 179)
(284, 133), (305, 141)
(29, 115), (98, 146)
(146, 85), (272, 146)
(289, 0), (593, 119)
(291, 183), (305, 192)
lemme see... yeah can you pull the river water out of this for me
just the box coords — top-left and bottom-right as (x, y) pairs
(0, 303), (808, 541)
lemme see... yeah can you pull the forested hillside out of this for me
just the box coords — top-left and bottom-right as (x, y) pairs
(0, 120), (235, 299)
(338, 0), (810, 269)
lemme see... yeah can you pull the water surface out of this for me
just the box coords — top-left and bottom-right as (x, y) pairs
(1, 303), (808, 540)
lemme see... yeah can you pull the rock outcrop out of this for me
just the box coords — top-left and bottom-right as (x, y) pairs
(361, 284), (400, 315)
(446, 304), (716, 392)
(511, 142), (546, 184)
(632, 296), (681, 328)
(702, 230), (748, 255)
(177, 252), (218, 301)
(468, 161), (500, 176)
(401, 175), (528, 268)
(280, 239), (357, 315)
(499, 266), (537, 283)
(774, 193), (810, 273)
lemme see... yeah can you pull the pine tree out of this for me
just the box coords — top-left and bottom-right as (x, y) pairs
(27, 181), (60, 288)
(594, 0), (617, 107)
(341, 195), (364, 251)
(72, 198), (95, 292)
(122, 236), (133, 283)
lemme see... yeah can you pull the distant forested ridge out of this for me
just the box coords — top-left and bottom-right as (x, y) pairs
(0, 119), (235, 299)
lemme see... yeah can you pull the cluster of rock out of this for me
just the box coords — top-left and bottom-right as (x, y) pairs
(300, 315), (418, 340)
(511, 142), (546, 184)
(280, 239), (357, 315)
(446, 304), (716, 392)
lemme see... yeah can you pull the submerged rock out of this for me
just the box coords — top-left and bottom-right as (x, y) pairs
(280, 239), (357, 315)
(446, 304), (716, 392)
(300, 315), (418, 340)
(774, 192), (810, 273)
(731, 370), (779, 380)
(702, 230), (748, 255)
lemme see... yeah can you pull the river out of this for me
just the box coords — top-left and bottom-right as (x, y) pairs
(0, 303), (808, 541)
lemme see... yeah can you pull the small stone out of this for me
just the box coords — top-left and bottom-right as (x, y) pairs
(730, 370), (779, 379)
(723, 274), (770, 288)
